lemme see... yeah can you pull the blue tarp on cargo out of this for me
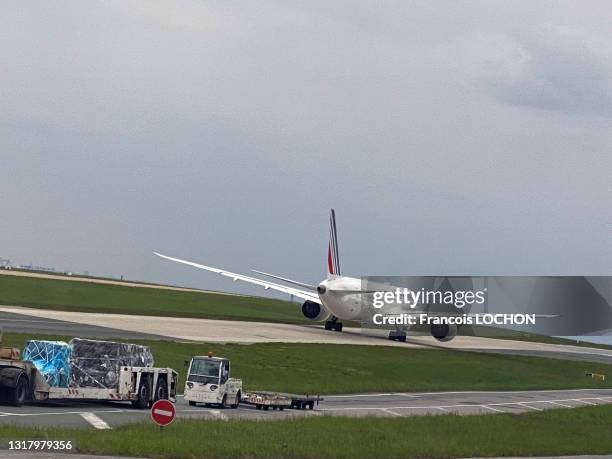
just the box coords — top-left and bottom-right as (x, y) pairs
(23, 340), (71, 388)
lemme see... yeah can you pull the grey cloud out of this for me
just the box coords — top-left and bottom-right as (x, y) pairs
(1, 1), (611, 297)
(474, 27), (612, 116)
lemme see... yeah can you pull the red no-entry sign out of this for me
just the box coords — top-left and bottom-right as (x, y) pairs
(151, 399), (176, 426)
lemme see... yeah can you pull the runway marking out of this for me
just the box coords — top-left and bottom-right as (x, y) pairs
(321, 389), (612, 404)
(481, 405), (505, 413)
(0, 409), (124, 417)
(575, 398), (596, 405)
(319, 397), (612, 414)
(80, 412), (112, 430)
(548, 401), (572, 408)
(383, 409), (402, 417)
(436, 407), (448, 412)
(324, 393), (417, 399)
(518, 403), (541, 411)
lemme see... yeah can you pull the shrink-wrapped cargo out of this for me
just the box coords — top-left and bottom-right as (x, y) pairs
(22, 340), (71, 388)
(69, 338), (154, 388)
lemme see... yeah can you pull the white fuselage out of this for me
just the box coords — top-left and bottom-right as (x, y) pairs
(316, 276), (364, 321)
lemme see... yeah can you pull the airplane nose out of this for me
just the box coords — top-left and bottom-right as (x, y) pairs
(317, 284), (327, 294)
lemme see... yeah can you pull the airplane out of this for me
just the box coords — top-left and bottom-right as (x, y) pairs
(154, 209), (461, 343)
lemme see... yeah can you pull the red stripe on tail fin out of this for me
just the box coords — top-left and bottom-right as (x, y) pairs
(327, 209), (341, 277)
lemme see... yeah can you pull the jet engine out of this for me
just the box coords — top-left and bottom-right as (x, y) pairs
(430, 323), (457, 342)
(301, 300), (331, 321)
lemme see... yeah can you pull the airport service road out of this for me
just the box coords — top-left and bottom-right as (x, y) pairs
(2, 305), (612, 364)
(1, 389), (612, 429)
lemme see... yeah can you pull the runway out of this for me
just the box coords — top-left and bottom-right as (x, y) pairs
(0, 389), (611, 429)
(2, 305), (612, 364)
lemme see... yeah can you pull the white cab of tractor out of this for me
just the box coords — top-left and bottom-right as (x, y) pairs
(184, 353), (242, 409)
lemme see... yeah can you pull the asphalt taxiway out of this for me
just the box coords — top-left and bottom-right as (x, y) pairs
(0, 389), (611, 429)
(2, 306), (612, 364)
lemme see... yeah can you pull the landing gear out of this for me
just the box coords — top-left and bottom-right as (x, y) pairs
(388, 331), (407, 342)
(324, 318), (343, 332)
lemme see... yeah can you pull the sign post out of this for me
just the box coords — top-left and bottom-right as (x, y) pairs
(151, 399), (176, 431)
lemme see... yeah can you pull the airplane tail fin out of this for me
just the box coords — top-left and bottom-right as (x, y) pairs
(327, 209), (341, 277)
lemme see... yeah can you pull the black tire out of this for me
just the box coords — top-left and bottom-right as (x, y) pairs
(132, 377), (151, 409)
(334, 323), (343, 332)
(398, 335), (407, 343)
(189, 400), (196, 406)
(10, 376), (28, 407)
(263, 405), (269, 411)
(279, 406), (284, 411)
(308, 402), (314, 410)
(219, 395), (227, 409)
(231, 391), (240, 409)
(256, 404), (262, 410)
(154, 379), (168, 401)
(324, 322), (332, 330)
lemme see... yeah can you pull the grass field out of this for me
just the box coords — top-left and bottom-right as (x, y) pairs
(2, 405), (612, 458)
(0, 274), (306, 323)
(1, 273), (611, 350)
(4, 332), (612, 394)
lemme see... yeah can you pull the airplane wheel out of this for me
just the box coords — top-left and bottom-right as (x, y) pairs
(334, 323), (343, 332)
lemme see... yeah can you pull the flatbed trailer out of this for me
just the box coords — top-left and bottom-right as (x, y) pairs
(0, 356), (178, 408)
(243, 391), (322, 411)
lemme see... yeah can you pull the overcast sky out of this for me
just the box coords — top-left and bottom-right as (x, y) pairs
(2, 1), (611, 296)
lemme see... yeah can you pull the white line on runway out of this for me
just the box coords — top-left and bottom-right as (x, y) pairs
(575, 398), (596, 405)
(80, 412), (112, 429)
(383, 409), (402, 416)
(481, 405), (505, 413)
(319, 396), (612, 413)
(519, 403), (542, 411)
(0, 409), (124, 417)
(548, 401), (572, 408)
(324, 393), (417, 399)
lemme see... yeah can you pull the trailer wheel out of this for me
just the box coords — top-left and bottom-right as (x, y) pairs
(154, 379), (168, 401)
(308, 402), (314, 410)
(132, 377), (151, 409)
(256, 404), (262, 410)
(189, 400), (196, 406)
(9, 376), (28, 407)
(263, 405), (269, 411)
(231, 391), (240, 409)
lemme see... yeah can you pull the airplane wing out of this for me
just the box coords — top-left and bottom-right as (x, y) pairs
(154, 252), (321, 304)
(251, 270), (316, 290)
